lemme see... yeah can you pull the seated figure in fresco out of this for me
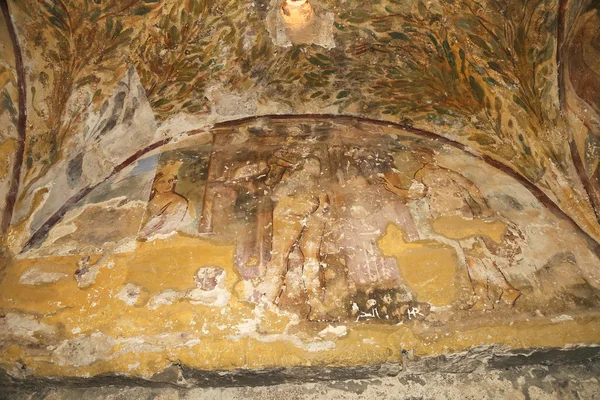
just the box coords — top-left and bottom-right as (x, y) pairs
(382, 148), (490, 219)
(382, 147), (521, 310)
(138, 161), (188, 241)
(257, 153), (331, 319)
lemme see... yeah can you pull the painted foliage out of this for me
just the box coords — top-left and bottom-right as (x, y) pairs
(0, 0), (600, 378)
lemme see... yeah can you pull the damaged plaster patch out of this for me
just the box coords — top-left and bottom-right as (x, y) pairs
(0, 313), (56, 343)
(206, 85), (259, 117)
(9, 184), (52, 255)
(22, 197), (147, 258)
(188, 266), (231, 307)
(14, 68), (158, 256)
(551, 314), (574, 323)
(147, 289), (186, 310)
(146, 267), (231, 310)
(229, 304), (336, 352)
(19, 268), (68, 285)
(154, 115), (213, 144)
(266, 0), (335, 49)
(54, 333), (115, 367)
(318, 325), (348, 340)
(117, 283), (149, 307)
(75, 255), (114, 289)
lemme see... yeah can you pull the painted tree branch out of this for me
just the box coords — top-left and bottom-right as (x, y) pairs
(1, 0), (27, 234)
(15, 0), (162, 204)
(557, 0), (568, 109)
(21, 114), (600, 258)
(556, 0), (600, 224)
(571, 140), (600, 222)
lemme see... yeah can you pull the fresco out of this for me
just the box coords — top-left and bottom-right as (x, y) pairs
(2, 117), (599, 378)
(1, 0), (600, 260)
(0, 0), (599, 381)
(138, 147), (211, 241)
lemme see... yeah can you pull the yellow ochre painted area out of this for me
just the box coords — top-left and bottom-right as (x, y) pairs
(128, 236), (239, 294)
(431, 215), (506, 243)
(378, 224), (458, 306)
(0, 233), (599, 378)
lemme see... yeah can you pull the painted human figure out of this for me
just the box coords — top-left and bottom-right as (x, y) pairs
(382, 148), (521, 310)
(138, 161), (188, 241)
(382, 148), (491, 219)
(265, 149), (296, 186)
(464, 234), (522, 310)
(257, 154), (330, 319)
(331, 145), (419, 295)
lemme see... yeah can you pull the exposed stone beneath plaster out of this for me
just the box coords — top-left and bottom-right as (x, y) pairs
(1, 347), (599, 399)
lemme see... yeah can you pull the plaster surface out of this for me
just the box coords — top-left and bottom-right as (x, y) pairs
(1, 0), (600, 387)
(1, 117), (599, 381)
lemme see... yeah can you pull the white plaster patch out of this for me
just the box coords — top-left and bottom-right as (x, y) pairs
(110, 334), (204, 360)
(550, 315), (574, 323)
(54, 333), (115, 367)
(154, 114), (213, 141)
(0, 313), (56, 343)
(230, 305), (335, 353)
(229, 327), (336, 353)
(117, 283), (146, 306)
(147, 289), (187, 310)
(127, 362), (140, 371)
(187, 267), (230, 307)
(318, 325), (348, 339)
(19, 268), (68, 285)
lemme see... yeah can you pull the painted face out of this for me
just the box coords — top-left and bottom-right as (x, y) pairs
(154, 174), (176, 194)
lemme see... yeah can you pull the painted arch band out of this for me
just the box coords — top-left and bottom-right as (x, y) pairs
(20, 116), (600, 323)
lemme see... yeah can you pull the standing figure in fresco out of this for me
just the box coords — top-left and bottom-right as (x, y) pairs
(382, 147), (521, 310)
(223, 148), (296, 278)
(257, 153), (331, 319)
(138, 161), (188, 241)
(331, 144), (419, 296)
